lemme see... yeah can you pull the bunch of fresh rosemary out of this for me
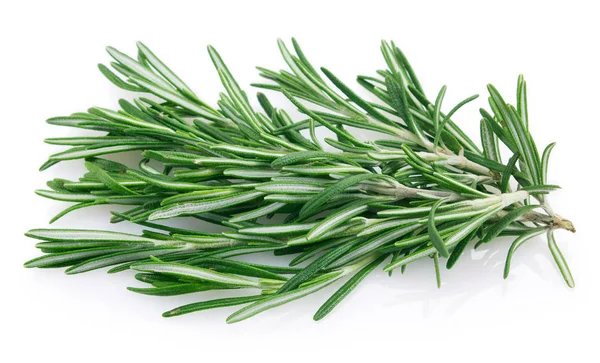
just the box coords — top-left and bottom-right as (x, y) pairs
(25, 39), (575, 323)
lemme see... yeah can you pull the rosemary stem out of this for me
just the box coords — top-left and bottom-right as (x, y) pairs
(360, 183), (460, 201)
(522, 210), (576, 232)
(391, 150), (490, 177)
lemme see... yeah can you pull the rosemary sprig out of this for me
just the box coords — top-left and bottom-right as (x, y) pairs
(25, 39), (575, 323)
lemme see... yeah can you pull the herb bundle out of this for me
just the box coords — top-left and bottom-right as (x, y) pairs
(25, 39), (575, 323)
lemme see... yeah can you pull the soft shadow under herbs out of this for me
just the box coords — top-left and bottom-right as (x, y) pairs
(371, 235), (553, 318)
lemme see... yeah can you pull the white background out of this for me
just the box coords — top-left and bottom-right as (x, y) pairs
(1, 1), (599, 362)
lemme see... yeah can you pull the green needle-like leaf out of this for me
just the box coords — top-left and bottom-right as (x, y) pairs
(307, 200), (371, 241)
(385, 74), (425, 145)
(131, 262), (262, 288)
(299, 174), (388, 220)
(428, 199), (450, 258)
(227, 274), (341, 324)
(188, 258), (288, 281)
(229, 202), (286, 223)
(25, 229), (158, 243)
(24, 247), (131, 268)
(128, 283), (230, 296)
(504, 228), (546, 279)
(149, 191), (265, 220)
(541, 142), (556, 185)
(501, 153), (520, 193)
(136, 41), (197, 98)
(66, 247), (184, 274)
(314, 254), (386, 321)
(277, 241), (357, 293)
(547, 230), (575, 288)
(164, 295), (265, 318)
(480, 118), (501, 163)
(272, 150), (361, 168)
(479, 205), (539, 244)
(446, 229), (479, 269)
(433, 252), (442, 288)
(85, 161), (139, 195)
(238, 222), (316, 236)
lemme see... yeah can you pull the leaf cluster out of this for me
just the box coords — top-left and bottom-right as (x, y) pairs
(25, 39), (575, 322)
